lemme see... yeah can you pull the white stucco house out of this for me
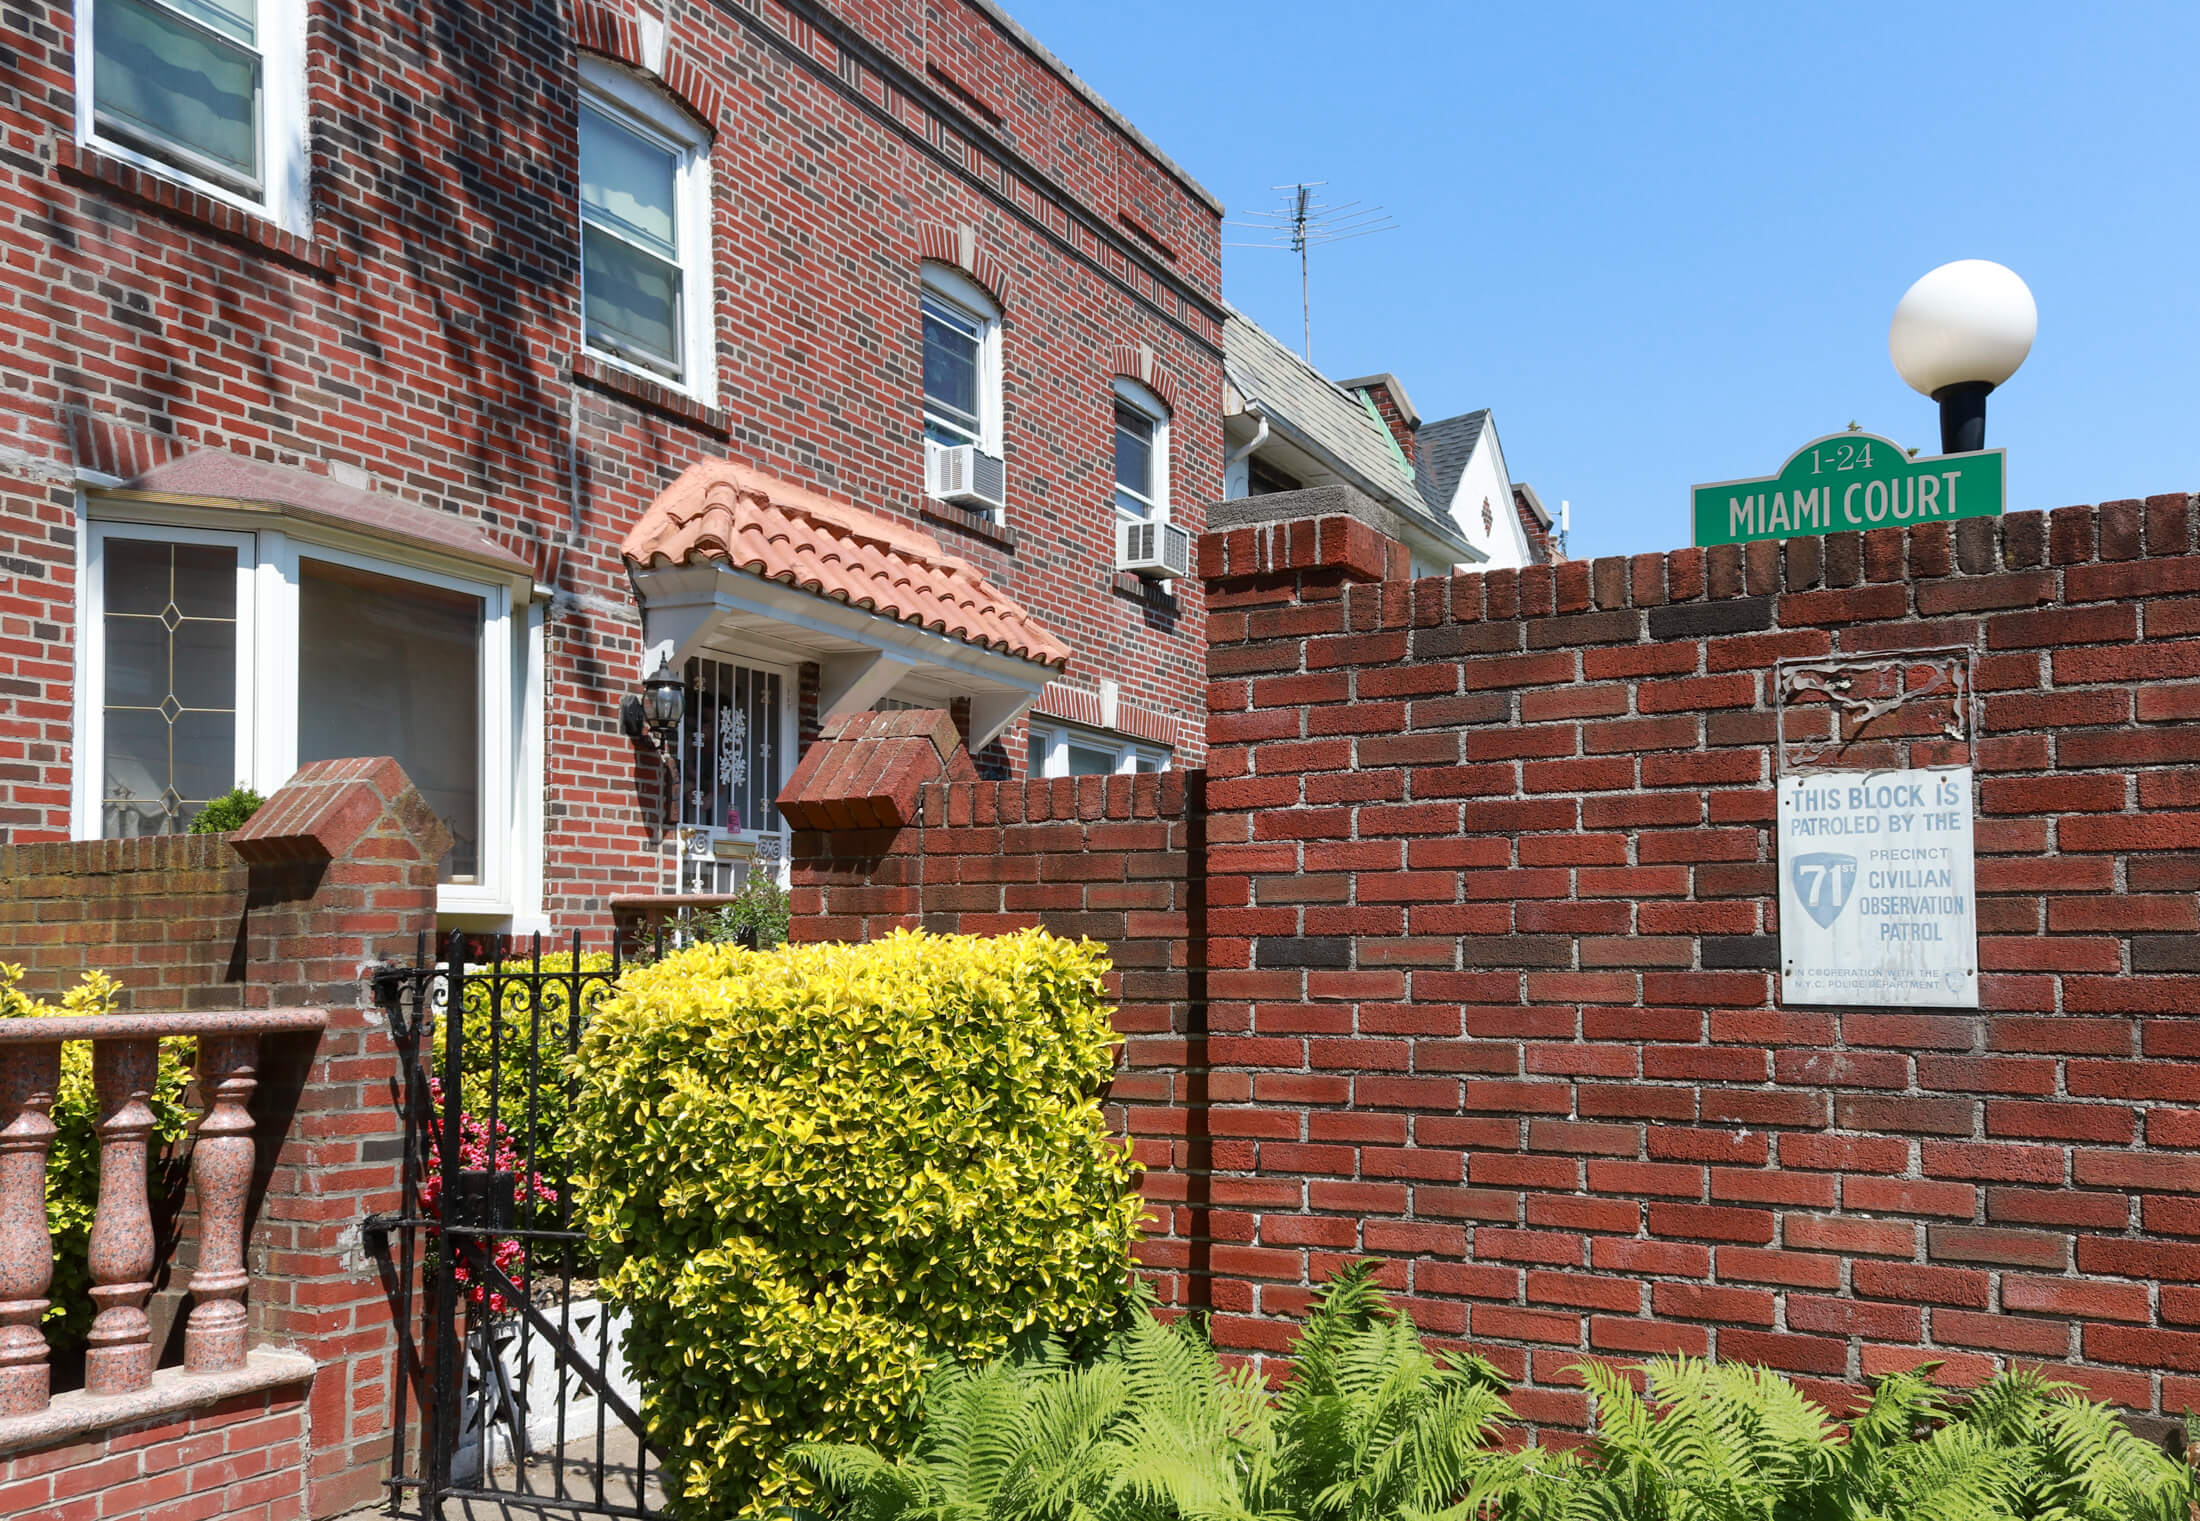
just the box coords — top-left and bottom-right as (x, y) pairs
(1413, 410), (1548, 570)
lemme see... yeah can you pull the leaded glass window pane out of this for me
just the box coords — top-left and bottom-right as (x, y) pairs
(100, 539), (239, 837)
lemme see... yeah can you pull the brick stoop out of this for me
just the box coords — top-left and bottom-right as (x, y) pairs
(777, 708), (978, 831)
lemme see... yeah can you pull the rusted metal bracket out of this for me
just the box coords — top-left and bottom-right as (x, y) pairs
(1775, 647), (1972, 773)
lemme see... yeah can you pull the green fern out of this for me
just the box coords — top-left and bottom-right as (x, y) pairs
(797, 1265), (2200, 1521)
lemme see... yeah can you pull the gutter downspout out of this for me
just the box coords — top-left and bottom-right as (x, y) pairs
(1224, 403), (1271, 469)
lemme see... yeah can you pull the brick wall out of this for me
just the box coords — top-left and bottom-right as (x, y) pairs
(1199, 495), (2200, 1423)
(798, 496), (2200, 1432)
(789, 770), (1215, 1301)
(0, 1383), (309, 1521)
(0, 835), (248, 1010)
(0, 0), (1223, 925)
(0, 758), (447, 1517)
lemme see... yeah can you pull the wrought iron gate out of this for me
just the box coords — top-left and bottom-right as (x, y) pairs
(374, 933), (668, 1517)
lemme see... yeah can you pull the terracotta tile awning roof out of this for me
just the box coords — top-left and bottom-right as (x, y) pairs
(621, 459), (1069, 669)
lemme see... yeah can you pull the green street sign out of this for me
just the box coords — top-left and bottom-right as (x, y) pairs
(1691, 432), (2004, 548)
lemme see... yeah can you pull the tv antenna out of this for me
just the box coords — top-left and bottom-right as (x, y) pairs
(1225, 182), (1398, 363)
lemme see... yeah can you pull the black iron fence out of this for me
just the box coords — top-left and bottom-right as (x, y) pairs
(373, 931), (671, 1518)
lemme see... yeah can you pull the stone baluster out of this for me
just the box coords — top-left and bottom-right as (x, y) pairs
(0, 1042), (60, 1416)
(184, 1034), (257, 1374)
(85, 1037), (158, 1397)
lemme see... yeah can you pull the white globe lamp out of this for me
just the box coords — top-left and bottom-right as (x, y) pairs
(1888, 259), (2036, 454)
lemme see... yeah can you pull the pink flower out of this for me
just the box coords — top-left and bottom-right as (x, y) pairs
(420, 1078), (558, 1311)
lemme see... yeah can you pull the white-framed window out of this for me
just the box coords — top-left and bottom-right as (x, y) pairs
(1112, 377), (1169, 521)
(1027, 721), (1168, 779)
(920, 263), (1001, 453)
(579, 55), (714, 400)
(77, 0), (310, 232)
(674, 655), (797, 895)
(73, 513), (542, 920)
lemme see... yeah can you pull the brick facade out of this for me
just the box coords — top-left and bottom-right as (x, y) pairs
(0, 834), (250, 1012)
(0, 0), (1223, 930)
(793, 496), (2200, 1433)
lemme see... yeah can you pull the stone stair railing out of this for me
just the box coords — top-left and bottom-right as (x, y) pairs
(0, 1008), (326, 1415)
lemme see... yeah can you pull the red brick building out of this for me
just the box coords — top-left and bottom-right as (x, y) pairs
(0, 0), (1223, 930)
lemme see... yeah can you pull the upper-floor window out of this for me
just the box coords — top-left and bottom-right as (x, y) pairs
(79, 0), (309, 230)
(919, 264), (1001, 454)
(1112, 378), (1169, 520)
(579, 56), (714, 400)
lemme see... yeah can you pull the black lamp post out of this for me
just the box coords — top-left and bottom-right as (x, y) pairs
(1889, 259), (2036, 455)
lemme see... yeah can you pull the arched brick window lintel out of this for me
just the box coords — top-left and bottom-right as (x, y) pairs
(917, 222), (1013, 308)
(573, 2), (722, 130)
(1105, 343), (1178, 414)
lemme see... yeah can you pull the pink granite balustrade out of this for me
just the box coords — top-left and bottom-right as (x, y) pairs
(0, 1009), (325, 1416)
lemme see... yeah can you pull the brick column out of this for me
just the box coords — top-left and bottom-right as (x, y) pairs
(782, 709), (975, 942)
(228, 757), (450, 1518)
(1199, 512), (1408, 614)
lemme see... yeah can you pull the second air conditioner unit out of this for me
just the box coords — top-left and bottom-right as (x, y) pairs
(925, 441), (1007, 513)
(1117, 518), (1191, 581)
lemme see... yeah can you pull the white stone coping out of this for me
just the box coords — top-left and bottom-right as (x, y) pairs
(0, 1348), (316, 1458)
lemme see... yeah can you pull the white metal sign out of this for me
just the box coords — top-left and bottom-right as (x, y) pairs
(1778, 767), (1977, 1008)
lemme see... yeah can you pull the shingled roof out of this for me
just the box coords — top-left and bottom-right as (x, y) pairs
(1225, 309), (1434, 522)
(1412, 408), (1491, 518)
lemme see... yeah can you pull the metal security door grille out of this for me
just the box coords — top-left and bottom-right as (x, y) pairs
(375, 933), (667, 1518)
(677, 657), (782, 893)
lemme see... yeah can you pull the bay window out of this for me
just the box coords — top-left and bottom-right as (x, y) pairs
(579, 56), (714, 398)
(78, 0), (309, 230)
(297, 558), (485, 881)
(76, 517), (538, 917)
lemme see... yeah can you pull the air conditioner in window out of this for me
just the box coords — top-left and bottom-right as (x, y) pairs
(1117, 518), (1191, 581)
(925, 441), (1007, 512)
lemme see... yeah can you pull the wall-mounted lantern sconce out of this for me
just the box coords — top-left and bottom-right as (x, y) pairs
(641, 658), (686, 747)
(1889, 259), (2036, 455)
(621, 656), (689, 748)
(620, 656), (688, 827)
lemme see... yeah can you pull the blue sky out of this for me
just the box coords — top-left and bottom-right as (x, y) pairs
(1011, 0), (2199, 562)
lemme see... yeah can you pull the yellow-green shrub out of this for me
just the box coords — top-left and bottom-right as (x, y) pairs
(0, 966), (195, 1342)
(570, 928), (1143, 1518)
